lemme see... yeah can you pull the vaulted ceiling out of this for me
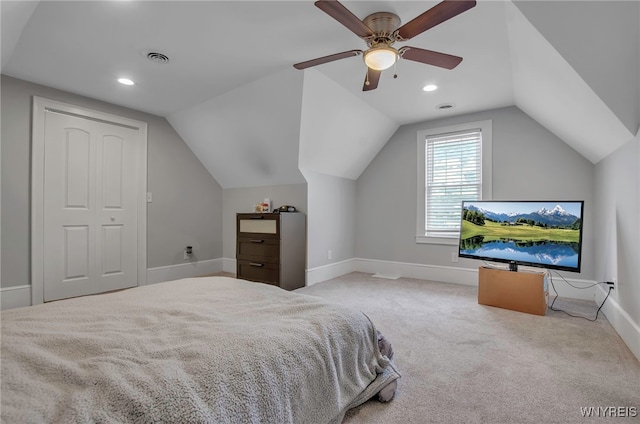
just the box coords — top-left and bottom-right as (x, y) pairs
(1, 1), (638, 188)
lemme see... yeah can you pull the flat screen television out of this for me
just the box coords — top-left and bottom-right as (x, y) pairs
(458, 200), (584, 273)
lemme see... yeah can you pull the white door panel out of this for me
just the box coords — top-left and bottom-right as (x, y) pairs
(64, 129), (91, 208)
(102, 225), (123, 274)
(43, 111), (139, 301)
(63, 225), (90, 280)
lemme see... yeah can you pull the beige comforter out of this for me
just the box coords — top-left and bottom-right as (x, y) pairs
(1, 277), (399, 423)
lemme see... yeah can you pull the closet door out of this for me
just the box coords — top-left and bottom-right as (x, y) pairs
(42, 110), (139, 301)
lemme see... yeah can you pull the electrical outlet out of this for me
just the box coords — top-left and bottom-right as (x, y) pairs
(146, 192), (152, 203)
(451, 252), (459, 263)
(327, 250), (332, 260)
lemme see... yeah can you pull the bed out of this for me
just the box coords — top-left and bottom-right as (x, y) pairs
(1, 276), (400, 423)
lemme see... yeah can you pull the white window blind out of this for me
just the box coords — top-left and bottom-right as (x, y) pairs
(425, 130), (482, 236)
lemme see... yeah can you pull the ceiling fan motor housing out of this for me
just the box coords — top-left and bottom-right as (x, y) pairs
(363, 12), (401, 46)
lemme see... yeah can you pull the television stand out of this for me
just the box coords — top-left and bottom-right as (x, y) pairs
(478, 266), (548, 316)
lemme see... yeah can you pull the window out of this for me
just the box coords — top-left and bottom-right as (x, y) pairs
(416, 121), (492, 244)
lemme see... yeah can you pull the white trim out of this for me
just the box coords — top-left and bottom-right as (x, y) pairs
(222, 257), (237, 274)
(136, 121), (148, 288)
(307, 256), (600, 301)
(1, 285), (31, 310)
(31, 97), (148, 305)
(31, 98), (46, 304)
(595, 284), (640, 362)
(306, 259), (356, 286)
(544, 273), (600, 301)
(415, 235), (458, 245)
(416, 120), (493, 243)
(146, 259), (224, 285)
(354, 258), (479, 286)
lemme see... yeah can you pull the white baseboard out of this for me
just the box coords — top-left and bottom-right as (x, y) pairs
(352, 259), (598, 301)
(353, 258), (479, 286)
(308, 258), (598, 297)
(306, 257), (478, 286)
(222, 257), (236, 274)
(595, 284), (640, 362)
(306, 259), (356, 286)
(544, 273), (599, 301)
(146, 258), (224, 285)
(1, 259), (225, 310)
(1, 285), (31, 310)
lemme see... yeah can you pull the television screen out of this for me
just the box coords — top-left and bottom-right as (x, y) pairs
(458, 200), (584, 272)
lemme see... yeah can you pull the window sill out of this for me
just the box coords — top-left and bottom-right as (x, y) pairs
(415, 235), (458, 245)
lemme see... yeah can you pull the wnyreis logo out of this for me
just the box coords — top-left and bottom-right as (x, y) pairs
(580, 406), (637, 418)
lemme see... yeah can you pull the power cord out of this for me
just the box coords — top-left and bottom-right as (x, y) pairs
(547, 271), (614, 321)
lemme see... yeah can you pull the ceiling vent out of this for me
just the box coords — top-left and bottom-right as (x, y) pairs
(436, 103), (455, 110)
(146, 52), (170, 64)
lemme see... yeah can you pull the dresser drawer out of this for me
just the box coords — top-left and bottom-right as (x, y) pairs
(237, 214), (279, 239)
(237, 260), (279, 286)
(237, 237), (279, 262)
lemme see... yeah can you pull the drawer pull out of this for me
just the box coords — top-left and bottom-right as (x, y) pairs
(250, 239), (264, 243)
(249, 262), (264, 267)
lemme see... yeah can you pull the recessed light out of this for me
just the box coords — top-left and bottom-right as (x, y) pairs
(422, 84), (438, 92)
(117, 78), (135, 86)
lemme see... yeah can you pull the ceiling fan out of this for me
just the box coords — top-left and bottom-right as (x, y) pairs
(293, 0), (477, 91)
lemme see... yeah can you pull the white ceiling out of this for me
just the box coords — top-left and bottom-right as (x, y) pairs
(1, 1), (638, 186)
(1, 0), (514, 123)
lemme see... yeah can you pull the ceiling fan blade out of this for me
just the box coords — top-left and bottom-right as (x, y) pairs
(363, 68), (381, 91)
(315, 0), (374, 38)
(293, 50), (362, 70)
(397, 0), (476, 40)
(400, 47), (462, 70)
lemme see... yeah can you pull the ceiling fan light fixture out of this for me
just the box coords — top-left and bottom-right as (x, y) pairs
(364, 45), (398, 71)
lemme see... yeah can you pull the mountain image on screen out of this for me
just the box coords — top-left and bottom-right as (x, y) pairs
(458, 201), (584, 272)
(465, 204), (579, 227)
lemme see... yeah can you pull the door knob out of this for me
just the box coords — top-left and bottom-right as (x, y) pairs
(110, 216), (115, 221)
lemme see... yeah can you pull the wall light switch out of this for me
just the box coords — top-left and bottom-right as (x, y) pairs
(146, 192), (152, 203)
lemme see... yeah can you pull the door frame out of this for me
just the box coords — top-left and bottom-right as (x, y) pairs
(31, 96), (148, 305)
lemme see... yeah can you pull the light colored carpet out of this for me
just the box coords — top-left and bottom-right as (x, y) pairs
(297, 272), (640, 424)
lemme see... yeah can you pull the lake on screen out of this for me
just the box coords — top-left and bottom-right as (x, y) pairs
(461, 238), (579, 268)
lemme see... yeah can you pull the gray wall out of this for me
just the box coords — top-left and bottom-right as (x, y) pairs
(1, 75), (223, 287)
(301, 169), (356, 269)
(356, 106), (596, 280)
(594, 132), (640, 326)
(222, 184), (307, 260)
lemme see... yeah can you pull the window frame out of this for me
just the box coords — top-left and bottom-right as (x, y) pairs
(416, 120), (492, 245)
